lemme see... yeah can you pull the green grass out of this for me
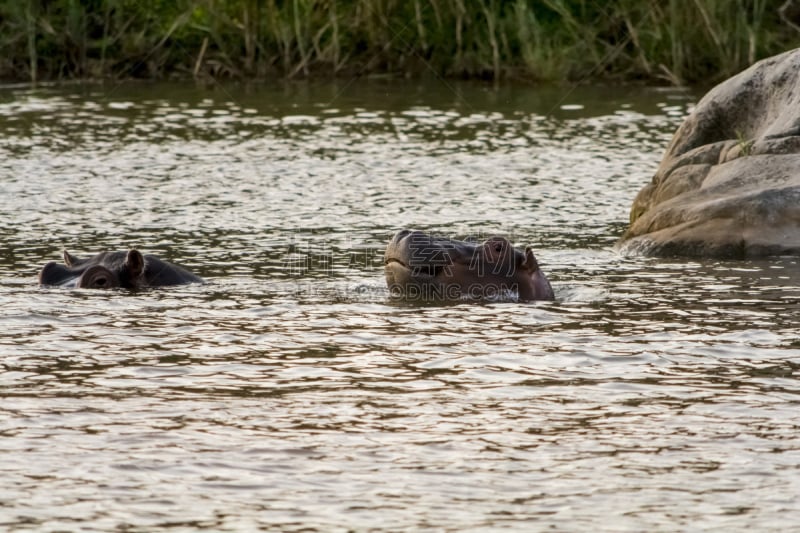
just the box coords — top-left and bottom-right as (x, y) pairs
(1, 0), (797, 84)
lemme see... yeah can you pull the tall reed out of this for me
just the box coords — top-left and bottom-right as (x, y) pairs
(0, 0), (796, 84)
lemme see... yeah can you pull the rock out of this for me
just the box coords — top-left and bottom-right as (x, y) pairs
(618, 48), (800, 257)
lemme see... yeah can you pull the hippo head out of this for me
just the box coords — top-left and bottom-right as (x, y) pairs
(384, 230), (554, 301)
(39, 250), (147, 289)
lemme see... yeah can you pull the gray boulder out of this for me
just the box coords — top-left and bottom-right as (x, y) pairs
(618, 48), (800, 257)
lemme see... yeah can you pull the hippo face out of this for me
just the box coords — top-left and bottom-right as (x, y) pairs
(39, 249), (202, 289)
(384, 230), (554, 301)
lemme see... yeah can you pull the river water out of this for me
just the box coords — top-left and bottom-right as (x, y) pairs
(0, 80), (798, 531)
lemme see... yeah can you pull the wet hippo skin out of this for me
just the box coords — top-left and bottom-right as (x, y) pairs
(385, 230), (554, 301)
(39, 249), (202, 289)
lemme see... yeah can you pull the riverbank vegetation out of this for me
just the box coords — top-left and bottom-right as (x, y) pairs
(2, 0), (799, 85)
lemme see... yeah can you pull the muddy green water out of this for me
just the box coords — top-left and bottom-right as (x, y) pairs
(1, 80), (799, 531)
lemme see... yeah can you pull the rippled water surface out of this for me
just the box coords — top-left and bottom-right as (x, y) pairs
(1, 80), (799, 531)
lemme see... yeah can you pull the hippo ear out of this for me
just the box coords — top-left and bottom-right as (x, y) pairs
(522, 247), (540, 272)
(125, 249), (145, 278)
(63, 250), (79, 266)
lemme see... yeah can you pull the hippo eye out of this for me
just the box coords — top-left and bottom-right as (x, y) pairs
(494, 243), (503, 253)
(95, 277), (107, 287)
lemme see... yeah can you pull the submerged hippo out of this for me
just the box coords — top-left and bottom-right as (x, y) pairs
(385, 230), (554, 301)
(39, 249), (202, 289)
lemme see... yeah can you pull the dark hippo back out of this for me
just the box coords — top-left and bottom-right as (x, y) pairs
(139, 255), (203, 287)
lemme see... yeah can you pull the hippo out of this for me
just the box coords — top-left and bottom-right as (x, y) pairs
(39, 249), (203, 289)
(384, 230), (554, 301)
(618, 48), (800, 257)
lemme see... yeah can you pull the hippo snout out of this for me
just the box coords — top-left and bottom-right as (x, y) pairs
(384, 230), (554, 302)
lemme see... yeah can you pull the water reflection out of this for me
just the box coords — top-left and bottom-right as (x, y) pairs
(1, 81), (799, 530)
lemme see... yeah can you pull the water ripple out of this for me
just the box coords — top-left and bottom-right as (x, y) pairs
(1, 81), (798, 530)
